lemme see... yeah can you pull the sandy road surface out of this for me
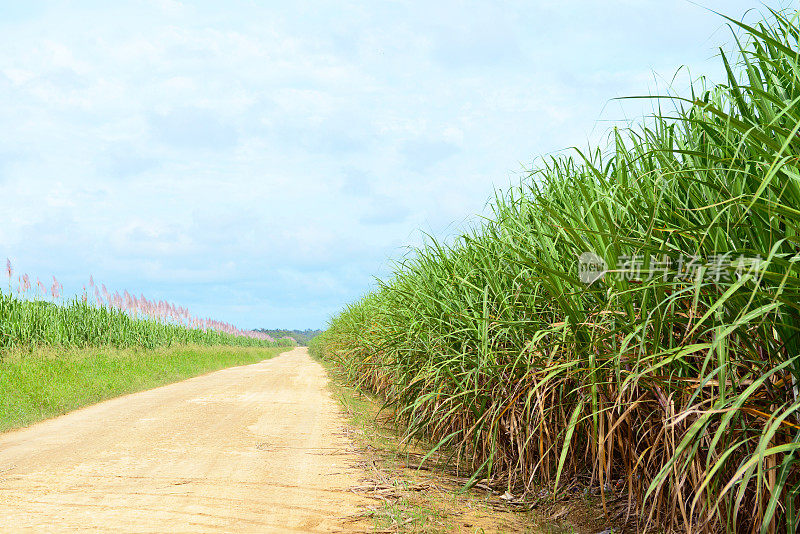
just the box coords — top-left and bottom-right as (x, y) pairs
(0, 347), (368, 533)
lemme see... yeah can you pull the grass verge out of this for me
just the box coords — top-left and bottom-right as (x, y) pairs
(0, 344), (289, 432)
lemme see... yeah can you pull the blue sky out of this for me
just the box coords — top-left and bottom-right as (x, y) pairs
(0, 0), (777, 329)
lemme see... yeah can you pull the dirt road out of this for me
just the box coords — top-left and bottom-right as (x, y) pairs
(0, 347), (368, 533)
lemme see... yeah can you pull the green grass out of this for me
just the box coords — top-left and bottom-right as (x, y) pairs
(318, 8), (800, 534)
(0, 344), (289, 432)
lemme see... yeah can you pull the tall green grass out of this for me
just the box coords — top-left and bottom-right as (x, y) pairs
(320, 8), (800, 533)
(0, 291), (294, 351)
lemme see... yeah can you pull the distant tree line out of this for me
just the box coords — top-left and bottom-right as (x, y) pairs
(254, 328), (322, 346)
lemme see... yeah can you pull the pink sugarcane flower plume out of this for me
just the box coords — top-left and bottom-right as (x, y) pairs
(51, 276), (61, 299)
(20, 273), (31, 294)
